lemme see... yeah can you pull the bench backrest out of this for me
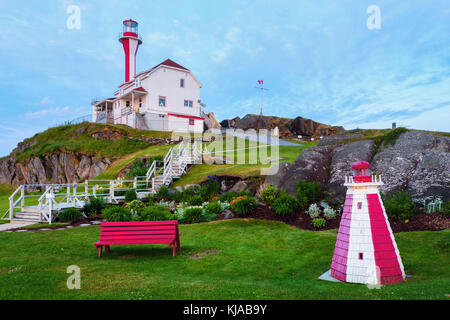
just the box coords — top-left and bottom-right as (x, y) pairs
(99, 220), (179, 243)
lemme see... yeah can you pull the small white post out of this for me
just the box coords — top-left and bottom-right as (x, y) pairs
(85, 181), (88, 195)
(9, 197), (13, 221)
(110, 181), (114, 202)
(133, 177), (137, 189)
(20, 185), (25, 209)
(93, 185), (97, 197)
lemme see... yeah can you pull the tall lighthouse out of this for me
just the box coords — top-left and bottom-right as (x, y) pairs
(330, 161), (406, 285)
(119, 19), (142, 83)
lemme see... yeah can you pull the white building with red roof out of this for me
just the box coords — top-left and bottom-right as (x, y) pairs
(92, 19), (206, 132)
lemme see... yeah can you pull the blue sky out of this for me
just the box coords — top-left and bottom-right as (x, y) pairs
(0, 0), (449, 156)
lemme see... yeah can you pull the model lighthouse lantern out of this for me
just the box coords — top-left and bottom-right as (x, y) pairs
(330, 161), (406, 285)
(119, 19), (142, 83)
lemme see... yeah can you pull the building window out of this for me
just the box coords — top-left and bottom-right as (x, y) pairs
(126, 101), (130, 107)
(158, 114), (165, 118)
(159, 97), (166, 107)
(139, 98), (142, 108)
(189, 119), (194, 125)
(357, 202), (362, 210)
(359, 253), (363, 260)
(184, 100), (193, 108)
(180, 79), (185, 88)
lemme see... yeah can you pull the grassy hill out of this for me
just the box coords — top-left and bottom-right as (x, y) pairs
(7, 122), (173, 162)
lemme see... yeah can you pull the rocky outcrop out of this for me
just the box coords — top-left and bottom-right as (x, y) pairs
(265, 162), (291, 189)
(269, 131), (449, 205)
(0, 153), (112, 186)
(220, 114), (344, 138)
(278, 146), (334, 196)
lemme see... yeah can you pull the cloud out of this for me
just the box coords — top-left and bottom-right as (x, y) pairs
(25, 106), (71, 119)
(212, 27), (240, 63)
(38, 96), (53, 107)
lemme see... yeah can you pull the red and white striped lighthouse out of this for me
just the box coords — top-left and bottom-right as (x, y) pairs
(330, 161), (406, 285)
(119, 19), (142, 83)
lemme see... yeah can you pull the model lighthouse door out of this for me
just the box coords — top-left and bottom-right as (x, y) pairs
(330, 161), (406, 285)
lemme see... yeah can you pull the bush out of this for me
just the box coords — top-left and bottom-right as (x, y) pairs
(188, 195), (204, 206)
(59, 208), (82, 222)
(168, 190), (183, 203)
(204, 201), (222, 215)
(83, 197), (106, 217)
(272, 192), (298, 216)
(231, 196), (257, 216)
(199, 175), (220, 200)
(219, 190), (250, 203)
(102, 206), (132, 222)
(296, 180), (321, 209)
(125, 200), (145, 212)
(306, 203), (321, 218)
(125, 189), (138, 202)
(182, 207), (207, 224)
(323, 207), (337, 219)
(155, 185), (169, 201)
(383, 190), (416, 220)
(137, 206), (174, 221)
(311, 218), (326, 229)
(125, 159), (148, 179)
(260, 186), (278, 205)
(444, 201), (450, 217)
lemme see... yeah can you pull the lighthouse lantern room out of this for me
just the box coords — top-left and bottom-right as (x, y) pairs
(119, 19), (143, 83)
(330, 161), (406, 285)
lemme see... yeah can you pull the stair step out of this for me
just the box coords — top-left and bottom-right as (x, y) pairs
(12, 217), (41, 222)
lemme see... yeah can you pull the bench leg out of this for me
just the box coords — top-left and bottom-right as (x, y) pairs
(172, 241), (176, 257)
(105, 245), (110, 253)
(98, 245), (103, 257)
(176, 236), (181, 252)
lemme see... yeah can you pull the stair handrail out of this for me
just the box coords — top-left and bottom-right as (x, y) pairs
(3, 185), (23, 220)
(162, 159), (174, 185)
(146, 160), (157, 182)
(38, 186), (54, 223)
(164, 147), (173, 171)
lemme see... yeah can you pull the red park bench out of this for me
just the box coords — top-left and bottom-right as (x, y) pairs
(93, 220), (181, 257)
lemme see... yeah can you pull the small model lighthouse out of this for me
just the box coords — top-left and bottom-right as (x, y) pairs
(119, 19), (142, 83)
(330, 161), (406, 285)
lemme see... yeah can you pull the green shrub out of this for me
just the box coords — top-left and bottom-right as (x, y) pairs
(311, 218), (326, 228)
(260, 186), (278, 205)
(137, 206), (174, 221)
(219, 190), (250, 202)
(383, 190), (416, 220)
(83, 197), (106, 217)
(231, 196), (257, 216)
(125, 159), (148, 179)
(323, 207), (337, 219)
(59, 208), (82, 222)
(124, 189), (138, 202)
(444, 200), (450, 217)
(188, 195), (204, 206)
(204, 201), (222, 215)
(306, 203), (321, 218)
(182, 207), (207, 224)
(168, 190), (183, 203)
(102, 206), (132, 222)
(125, 200), (145, 212)
(272, 192), (298, 216)
(155, 185), (169, 201)
(199, 176), (220, 200)
(296, 180), (321, 209)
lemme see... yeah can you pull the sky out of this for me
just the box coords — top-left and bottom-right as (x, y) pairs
(0, 0), (449, 156)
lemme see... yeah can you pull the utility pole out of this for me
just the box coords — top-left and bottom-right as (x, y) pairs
(255, 80), (269, 116)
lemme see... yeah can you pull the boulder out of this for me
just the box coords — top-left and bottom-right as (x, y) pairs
(278, 146), (334, 196)
(327, 140), (375, 202)
(372, 131), (435, 195)
(219, 209), (235, 219)
(229, 180), (248, 193)
(318, 133), (364, 146)
(264, 162), (291, 189)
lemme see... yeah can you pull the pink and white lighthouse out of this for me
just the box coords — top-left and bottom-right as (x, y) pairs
(330, 161), (406, 285)
(119, 19), (142, 83)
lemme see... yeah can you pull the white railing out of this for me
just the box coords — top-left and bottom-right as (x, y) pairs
(2, 185), (24, 221)
(344, 175), (383, 184)
(38, 186), (54, 223)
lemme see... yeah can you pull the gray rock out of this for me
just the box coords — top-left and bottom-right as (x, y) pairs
(278, 146), (334, 196)
(406, 149), (450, 204)
(175, 186), (184, 193)
(318, 134), (364, 146)
(372, 131), (435, 195)
(220, 180), (227, 192)
(220, 210), (235, 219)
(265, 162), (291, 189)
(229, 181), (248, 193)
(327, 140), (375, 201)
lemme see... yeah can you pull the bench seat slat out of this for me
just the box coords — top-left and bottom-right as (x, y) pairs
(101, 221), (177, 227)
(101, 226), (175, 232)
(95, 239), (174, 245)
(101, 230), (177, 236)
(100, 235), (175, 241)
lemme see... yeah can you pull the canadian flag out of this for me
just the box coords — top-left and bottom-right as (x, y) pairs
(258, 80), (263, 85)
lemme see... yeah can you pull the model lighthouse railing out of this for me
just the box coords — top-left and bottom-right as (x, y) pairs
(344, 175), (383, 185)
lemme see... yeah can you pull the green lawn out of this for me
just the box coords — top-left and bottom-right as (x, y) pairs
(0, 219), (448, 299)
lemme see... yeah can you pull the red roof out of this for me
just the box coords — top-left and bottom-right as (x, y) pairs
(133, 86), (147, 93)
(155, 59), (189, 71)
(352, 161), (370, 170)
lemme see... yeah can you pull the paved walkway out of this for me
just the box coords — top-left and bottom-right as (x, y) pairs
(0, 222), (35, 231)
